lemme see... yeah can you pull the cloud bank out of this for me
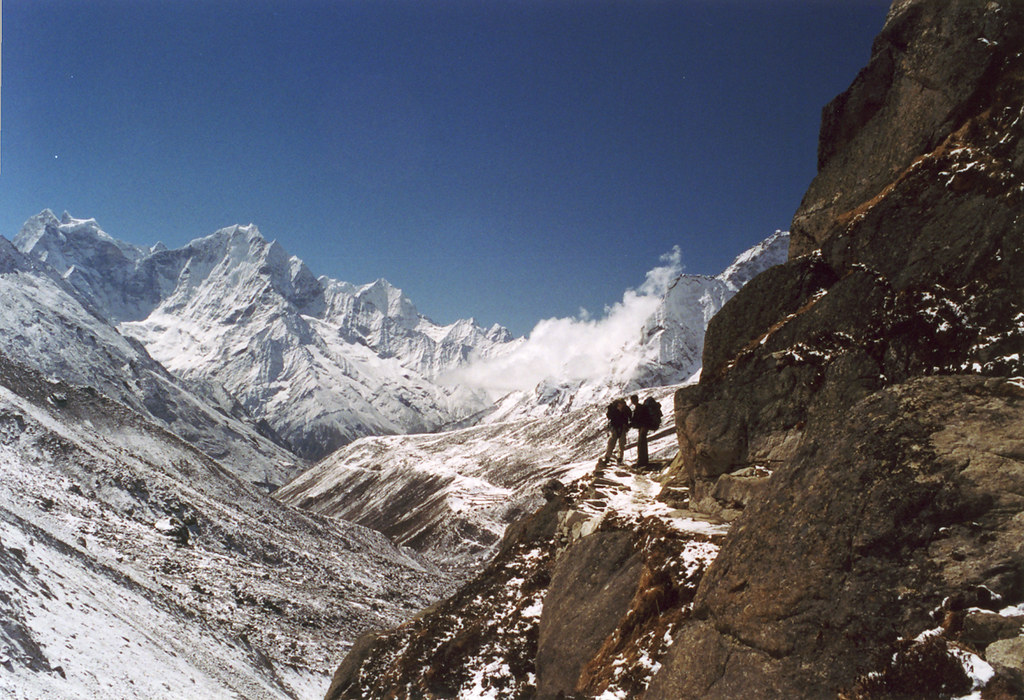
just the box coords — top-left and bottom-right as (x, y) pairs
(446, 247), (682, 396)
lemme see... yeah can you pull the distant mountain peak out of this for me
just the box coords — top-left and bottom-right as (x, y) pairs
(13, 212), (516, 460)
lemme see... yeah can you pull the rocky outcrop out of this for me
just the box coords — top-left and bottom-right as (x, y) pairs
(662, 0), (1024, 696)
(790, 0), (1022, 257)
(536, 530), (644, 697)
(323, 469), (726, 700)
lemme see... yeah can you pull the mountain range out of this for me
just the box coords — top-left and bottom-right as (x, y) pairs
(14, 212), (514, 464)
(13, 210), (787, 468)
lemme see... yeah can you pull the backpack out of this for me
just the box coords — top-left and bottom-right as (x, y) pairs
(642, 397), (662, 430)
(608, 401), (632, 429)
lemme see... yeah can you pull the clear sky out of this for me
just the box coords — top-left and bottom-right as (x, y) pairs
(2, 0), (891, 337)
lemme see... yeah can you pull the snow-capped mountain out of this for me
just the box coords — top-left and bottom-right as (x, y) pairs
(633, 229), (790, 387)
(15, 211), (516, 460)
(0, 234), (296, 485)
(474, 231), (790, 422)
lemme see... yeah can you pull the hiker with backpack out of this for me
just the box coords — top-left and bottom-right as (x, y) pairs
(629, 394), (662, 468)
(602, 398), (632, 465)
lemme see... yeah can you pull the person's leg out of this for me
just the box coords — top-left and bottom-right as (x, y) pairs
(603, 430), (617, 462)
(637, 426), (648, 465)
(615, 428), (626, 462)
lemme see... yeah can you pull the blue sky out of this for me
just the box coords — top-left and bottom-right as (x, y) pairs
(2, 0), (890, 336)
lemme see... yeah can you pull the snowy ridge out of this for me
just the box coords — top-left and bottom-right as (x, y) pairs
(277, 387), (686, 574)
(633, 229), (790, 387)
(717, 229), (790, 290)
(14, 211), (516, 460)
(468, 231), (790, 423)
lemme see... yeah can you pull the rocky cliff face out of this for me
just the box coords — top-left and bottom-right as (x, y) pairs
(665, 0), (1024, 695)
(658, 376), (1024, 698)
(790, 0), (1023, 259)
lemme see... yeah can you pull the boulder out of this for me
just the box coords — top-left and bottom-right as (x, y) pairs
(987, 637), (1024, 679)
(961, 611), (1024, 649)
(536, 531), (643, 698)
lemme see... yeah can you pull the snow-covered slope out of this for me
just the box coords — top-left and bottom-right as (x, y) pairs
(633, 229), (790, 387)
(0, 234), (297, 485)
(14, 211), (515, 460)
(0, 352), (452, 699)
(277, 387), (683, 574)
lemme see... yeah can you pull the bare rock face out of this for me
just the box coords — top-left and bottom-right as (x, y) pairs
(323, 479), (725, 700)
(658, 376), (1024, 697)
(790, 0), (1022, 257)
(536, 531), (643, 697)
(661, 0), (1024, 696)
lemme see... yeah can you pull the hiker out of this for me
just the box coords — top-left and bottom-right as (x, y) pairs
(603, 398), (632, 464)
(630, 394), (663, 469)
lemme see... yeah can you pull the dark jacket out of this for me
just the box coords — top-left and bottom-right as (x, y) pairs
(606, 402), (632, 430)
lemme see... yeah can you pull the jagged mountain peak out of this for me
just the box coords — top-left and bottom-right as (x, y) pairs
(353, 277), (420, 323)
(0, 231), (297, 485)
(162, 224), (309, 313)
(716, 229), (789, 291)
(485, 322), (514, 344)
(13, 212), (517, 460)
(474, 231), (791, 422)
(14, 210), (146, 280)
(179, 223), (283, 273)
(11, 209), (783, 464)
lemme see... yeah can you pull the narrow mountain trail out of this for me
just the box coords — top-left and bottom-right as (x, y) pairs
(574, 422), (728, 537)
(576, 463), (729, 539)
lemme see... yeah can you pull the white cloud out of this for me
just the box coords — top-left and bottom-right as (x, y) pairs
(444, 247), (682, 396)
